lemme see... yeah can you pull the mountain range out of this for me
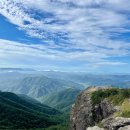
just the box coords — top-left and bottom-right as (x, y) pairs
(0, 70), (130, 113)
(0, 70), (130, 130)
(0, 73), (84, 98)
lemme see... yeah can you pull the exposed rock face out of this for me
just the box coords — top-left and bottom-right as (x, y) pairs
(102, 117), (130, 130)
(70, 87), (95, 130)
(70, 87), (130, 130)
(118, 125), (130, 130)
(93, 99), (115, 122)
(87, 126), (104, 130)
(70, 87), (115, 130)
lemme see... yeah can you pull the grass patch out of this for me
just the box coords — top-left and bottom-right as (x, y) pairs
(91, 88), (130, 106)
(115, 99), (130, 118)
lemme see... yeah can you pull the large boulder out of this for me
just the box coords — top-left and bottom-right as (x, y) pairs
(118, 125), (130, 130)
(87, 126), (104, 130)
(102, 117), (130, 130)
(70, 87), (130, 130)
(70, 87), (115, 130)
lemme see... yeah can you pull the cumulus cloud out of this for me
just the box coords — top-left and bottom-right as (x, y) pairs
(0, 0), (130, 70)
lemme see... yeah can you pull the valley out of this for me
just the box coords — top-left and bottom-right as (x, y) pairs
(0, 70), (130, 129)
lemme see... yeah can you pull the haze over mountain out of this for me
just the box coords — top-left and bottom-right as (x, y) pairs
(0, 72), (84, 98)
(37, 71), (130, 88)
(0, 70), (130, 116)
(0, 71), (130, 98)
(0, 68), (35, 72)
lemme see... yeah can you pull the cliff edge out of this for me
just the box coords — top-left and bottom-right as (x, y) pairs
(70, 87), (130, 130)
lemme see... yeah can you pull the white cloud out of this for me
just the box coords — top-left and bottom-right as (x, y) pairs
(0, 0), (130, 70)
(0, 39), (128, 65)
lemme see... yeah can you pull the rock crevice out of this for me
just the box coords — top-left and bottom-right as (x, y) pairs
(70, 87), (130, 130)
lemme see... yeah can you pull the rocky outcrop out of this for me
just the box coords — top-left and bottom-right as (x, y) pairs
(87, 126), (104, 130)
(70, 87), (95, 130)
(70, 87), (115, 130)
(70, 87), (130, 130)
(102, 117), (130, 130)
(87, 117), (130, 130)
(118, 125), (130, 130)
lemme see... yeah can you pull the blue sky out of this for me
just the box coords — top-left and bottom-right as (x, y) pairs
(0, 0), (130, 73)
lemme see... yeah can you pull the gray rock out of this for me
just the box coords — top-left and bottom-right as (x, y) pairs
(70, 87), (130, 130)
(100, 99), (115, 118)
(70, 88), (95, 130)
(70, 87), (115, 130)
(86, 126), (104, 130)
(102, 117), (130, 130)
(118, 125), (130, 130)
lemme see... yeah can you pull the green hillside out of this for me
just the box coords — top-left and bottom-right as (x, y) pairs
(40, 88), (81, 112)
(0, 91), (66, 129)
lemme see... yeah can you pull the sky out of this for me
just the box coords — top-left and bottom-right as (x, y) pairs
(0, 0), (130, 73)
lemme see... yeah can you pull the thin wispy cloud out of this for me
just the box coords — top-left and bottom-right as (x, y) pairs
(0, 0), (130, 72)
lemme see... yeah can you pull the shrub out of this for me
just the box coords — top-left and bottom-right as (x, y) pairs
(91, 88), (130, 105)
(91, 88), (119, 105)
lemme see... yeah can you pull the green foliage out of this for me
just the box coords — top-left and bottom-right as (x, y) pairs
(40, 88), (80, 112)
(109, 89), (130, 105)
(115, 99), (130, 118)
(0, 91), (67, 129)
(91, 88), (119, 105)
(91, 88), (130, 105)
(44, 124), (68, 130)
(26, 124), (68, 130)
